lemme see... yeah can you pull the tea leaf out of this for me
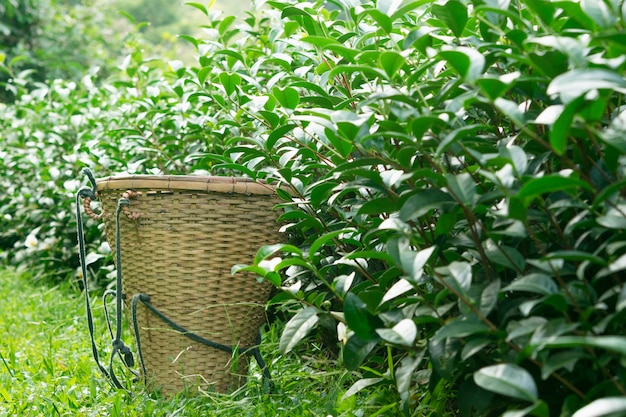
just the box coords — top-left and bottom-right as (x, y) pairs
(474, 364), (538, 402)
(279, 307), (320, 354)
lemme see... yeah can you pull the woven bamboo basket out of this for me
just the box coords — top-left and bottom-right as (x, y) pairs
(95, 175), (283, 395)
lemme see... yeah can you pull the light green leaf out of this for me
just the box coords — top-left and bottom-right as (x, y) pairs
(431, 0), (468, 38)
(377, 0), (403, 15)
(185, 2), (208, 16)
(219, 71), (241, 95)
(272, 86), (300, 110)
(395, 352), (424, 401)
(279, 307), (320, 354)
(254, 243), (303, 264)
(474, 364), (538, 402)
(379, 51), (406, 79)
(547, 69), (626, 104)
(301, 36), (341, 47)
(502, 273), (558, 295)
(572, 397), (626, 417)
(446, 173), (477, 208)
(537, 336), (626, 355)
(438, 47), (485, 82)
(381, 278), (414, 304)
(581, 0), (617, 29)
(341, 378), (384, 401)
(480, 279), (501, 316)
(376, 319), (417, 346)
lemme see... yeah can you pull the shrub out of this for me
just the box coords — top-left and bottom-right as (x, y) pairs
(1, 0), (626, 415)
(205, 1), (626, 415)
(0, 0), (124, 102)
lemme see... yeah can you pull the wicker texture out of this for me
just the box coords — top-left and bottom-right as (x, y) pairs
(96, 175), (282, 394)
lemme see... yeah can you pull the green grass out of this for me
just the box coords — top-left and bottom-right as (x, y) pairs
(0, 268), (377, 416)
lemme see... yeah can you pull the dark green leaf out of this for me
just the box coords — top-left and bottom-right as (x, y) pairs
(309, 228), (355, 261)
(446, 173), (477, 208)
(344, 293), (383, 340)
(429, 337), (462, 380)
(343, 335), (378, 371)
(461, 338), (492, 360)
(517, 175), (592, 203)
(480, 279), (501, 316)
(433, 320), (491, 342)
(267, 124), (297, 151)
(399, 189), (455, 221)
(484, 240), (525, 272)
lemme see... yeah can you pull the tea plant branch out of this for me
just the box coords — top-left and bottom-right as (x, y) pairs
(432, 269), (586, 399)
(523, 220), (584, 318)
(442, 191), (495, 282)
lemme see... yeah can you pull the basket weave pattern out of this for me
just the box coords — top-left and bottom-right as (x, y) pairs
(96, 176), (282, 394)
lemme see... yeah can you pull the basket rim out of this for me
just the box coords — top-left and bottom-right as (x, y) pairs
(96, 174), (279, 196)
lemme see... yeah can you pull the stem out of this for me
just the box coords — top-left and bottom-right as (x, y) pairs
(433, 270), (586, 399)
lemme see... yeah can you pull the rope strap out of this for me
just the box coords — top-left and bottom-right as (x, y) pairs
(130, 293), (272, 387)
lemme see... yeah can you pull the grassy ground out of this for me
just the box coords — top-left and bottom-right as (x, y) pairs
(0, 269), (365, 416)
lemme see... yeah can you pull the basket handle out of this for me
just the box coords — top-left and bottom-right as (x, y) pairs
(76, 168), (138, 392)
(83, 188), (141, 221)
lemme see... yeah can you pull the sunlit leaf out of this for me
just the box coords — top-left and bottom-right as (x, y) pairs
(341, 378), (384, 400)
(573, 398), (626, 417)
(547, 69), (626, 104)
(502, 274), (558, 295)
(279, 307), (320, 354)
(474, 364), (538, 402)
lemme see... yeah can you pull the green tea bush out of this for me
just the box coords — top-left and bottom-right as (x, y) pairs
(0, 0), (124, 102)
(2, 0), (626, 415)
